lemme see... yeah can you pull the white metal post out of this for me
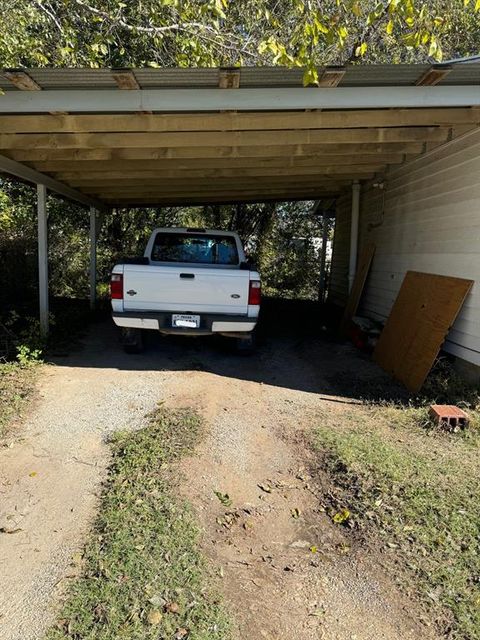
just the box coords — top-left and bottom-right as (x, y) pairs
(37, 184), (49, 336)
(319, 214), (329, 302)
(348, 180), (361, 292)
(89, 206), (97, 310)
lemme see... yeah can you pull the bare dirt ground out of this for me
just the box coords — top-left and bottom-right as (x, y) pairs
(0, 317), (439, 640)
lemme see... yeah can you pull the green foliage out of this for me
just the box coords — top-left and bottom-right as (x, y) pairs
(0, 1), (479, 82)
(47, 407), (231, 640)
(16, 344), (43, 366)
(0, 181), (328, 316)
(257, 202), (333, 300)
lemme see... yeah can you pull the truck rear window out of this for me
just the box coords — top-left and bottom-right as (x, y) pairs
(151, 233), (239, 265)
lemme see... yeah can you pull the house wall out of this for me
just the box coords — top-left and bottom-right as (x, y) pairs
(329, 128), (480, 368)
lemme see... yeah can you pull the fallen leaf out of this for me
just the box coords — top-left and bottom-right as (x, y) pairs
(174, 628), (189, 639)
(310, 545), (318, 554)
(332, 508), (350, 524)
(148, 594), (166, 608)
(29, 471), (37, 477)
(291, 508), (301, 519)
(147, 609), (163, 625)
(213, 490), (232, 507)
(165, 602), (180, 614)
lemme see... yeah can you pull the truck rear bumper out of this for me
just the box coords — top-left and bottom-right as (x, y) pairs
(112, 311), (257, 336)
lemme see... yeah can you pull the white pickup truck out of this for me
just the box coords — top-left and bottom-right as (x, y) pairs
(110, 227), (261, 353)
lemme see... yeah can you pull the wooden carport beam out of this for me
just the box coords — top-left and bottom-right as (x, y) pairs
(15, 151), (407, 167)
(7, 143), (426, 164)
(0, 127), (450, 149)
(4, 69), (41, 91)
(415, 65), (452, 86)
(106, 193), (340, 206)
(0, 109), (479, 133)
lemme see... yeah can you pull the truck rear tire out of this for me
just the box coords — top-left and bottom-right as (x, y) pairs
(122, 328), (144, 354)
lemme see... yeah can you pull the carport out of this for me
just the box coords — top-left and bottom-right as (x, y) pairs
(0, 64), (479, 336)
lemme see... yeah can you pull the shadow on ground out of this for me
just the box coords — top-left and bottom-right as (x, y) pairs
(50, 297), (416, 405)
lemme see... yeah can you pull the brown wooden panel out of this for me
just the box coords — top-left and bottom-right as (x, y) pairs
(374, 271), (473, 392)
(340, 243), (375, 336)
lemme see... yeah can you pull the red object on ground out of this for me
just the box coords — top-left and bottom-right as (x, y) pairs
(349, 325), (367, 350)
(429, 405), (470, 430)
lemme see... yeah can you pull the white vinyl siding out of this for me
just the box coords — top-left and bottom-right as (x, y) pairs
(357, 129), (480, 366)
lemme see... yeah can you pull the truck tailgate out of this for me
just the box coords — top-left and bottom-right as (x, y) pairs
(122, 264), (250, 314)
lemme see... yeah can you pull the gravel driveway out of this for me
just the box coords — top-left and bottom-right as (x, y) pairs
(0, 324), (167, 640)
(0, 319), (438, 640)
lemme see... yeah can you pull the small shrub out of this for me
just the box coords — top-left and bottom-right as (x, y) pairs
(16, 344), (43, 367)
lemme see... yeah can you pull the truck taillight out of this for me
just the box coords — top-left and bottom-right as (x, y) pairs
(110, 273), (123, 299)
(248, 280), (261, 306)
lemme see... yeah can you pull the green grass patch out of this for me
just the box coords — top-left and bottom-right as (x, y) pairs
(0, 361), (37, 438)
(48, 407), (231, 640)
(314, 409), (480, 640)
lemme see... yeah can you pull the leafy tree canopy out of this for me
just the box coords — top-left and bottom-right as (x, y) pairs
(0, 1), (479, 83)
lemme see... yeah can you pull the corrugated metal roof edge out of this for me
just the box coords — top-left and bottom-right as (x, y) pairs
(1, 63), (479, 91)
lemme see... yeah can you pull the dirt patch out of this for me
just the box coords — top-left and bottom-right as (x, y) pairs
(164, 340), (439, 640)
(0, 323), (442, 640)
(0, 362), (38, 440)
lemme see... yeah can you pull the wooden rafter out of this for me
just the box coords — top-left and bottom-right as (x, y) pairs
(218, 67), (240, 89)
(415, 65), (452, 86)
(90, 187), (342, 198)
(79, 184), (355, 197)
(0, 127), (449, 149)
(103, 193), (340, 205)
(54, 165), (383, 181)
(3, 70), (41, 91)
(111, 69), (141, 90)
(6, 142), (424, 163)
(318, 66), (346, 87)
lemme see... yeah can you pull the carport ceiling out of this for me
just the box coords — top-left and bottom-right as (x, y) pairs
(0, 64), (479, 206)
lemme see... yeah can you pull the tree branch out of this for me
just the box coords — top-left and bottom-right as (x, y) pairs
(70, 0), (257, 60)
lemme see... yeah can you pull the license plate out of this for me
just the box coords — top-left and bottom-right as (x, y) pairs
(172, 314), (200, 329)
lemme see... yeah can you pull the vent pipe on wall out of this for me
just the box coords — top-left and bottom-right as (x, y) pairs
(348, 180), (361, 292)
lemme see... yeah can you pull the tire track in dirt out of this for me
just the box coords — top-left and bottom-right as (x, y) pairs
(0, 325), (439, 640)
(164, 340), (439, 640)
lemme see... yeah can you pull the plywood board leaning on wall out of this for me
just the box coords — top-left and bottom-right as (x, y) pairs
(339, 243), (376, 336)
(374, 271), (474, 393)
